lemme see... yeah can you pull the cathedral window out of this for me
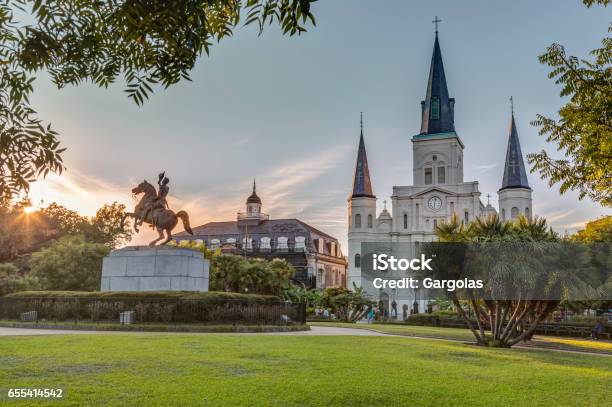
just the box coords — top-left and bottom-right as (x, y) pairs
(367, 214), (373, 228)
(430, 96), (440, 120)
(355, 253), (361, 268)
(415, 204), (420, 229)
(433, 219), (438, 229)
(450, 202), (455, 215)
(525, 207), (530, 218)
(502, 209), (506, 221)
(403, 214), (408, 229)
(355, 214), (361, 229)
(424, 168), (433, 185)
(464, 211), (469, 224)
(511, 207), (519, 219)
(437, 166), (445, 184)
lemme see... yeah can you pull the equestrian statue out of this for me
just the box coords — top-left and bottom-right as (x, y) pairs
(121, 172), (194, 246)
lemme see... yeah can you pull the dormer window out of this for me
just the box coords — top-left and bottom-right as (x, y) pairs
(430, 97), (440, 120)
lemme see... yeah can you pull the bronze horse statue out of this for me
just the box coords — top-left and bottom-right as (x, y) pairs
(121, 180), (193, 246)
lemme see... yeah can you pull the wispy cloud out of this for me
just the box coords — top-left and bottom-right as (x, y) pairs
(28, 169), (130, 216)
(476, 163), (497, 172)
(233, 137), (250, 148)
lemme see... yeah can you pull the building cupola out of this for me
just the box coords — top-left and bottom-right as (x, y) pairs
(238, 179), (269, 224)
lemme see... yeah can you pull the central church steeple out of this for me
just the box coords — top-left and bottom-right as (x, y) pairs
(419, 31), (455, 135)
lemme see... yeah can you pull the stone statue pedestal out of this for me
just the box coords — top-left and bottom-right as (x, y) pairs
(101, 246), (209, 292)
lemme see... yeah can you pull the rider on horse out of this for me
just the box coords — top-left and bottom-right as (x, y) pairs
(138, 172), (170, 229)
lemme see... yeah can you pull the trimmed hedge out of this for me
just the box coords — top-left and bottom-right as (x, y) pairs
(0, 291), (304, 325)
(5, 290), (279, 303)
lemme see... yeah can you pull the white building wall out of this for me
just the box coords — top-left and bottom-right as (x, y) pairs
(498, 188), (533, 221)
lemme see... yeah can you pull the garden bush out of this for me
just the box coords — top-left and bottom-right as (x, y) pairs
(0, 291), (304, 325)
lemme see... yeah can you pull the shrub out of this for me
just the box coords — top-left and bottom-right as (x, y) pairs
(0, 263), (37, 296)
(0, 290), (302, 325)
(567, 315), (609, 326)
(29, 235), (110, 291)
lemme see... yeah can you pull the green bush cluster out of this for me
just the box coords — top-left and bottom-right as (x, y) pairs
(0, 291), (302, 325)
(171, 241), (295, 296)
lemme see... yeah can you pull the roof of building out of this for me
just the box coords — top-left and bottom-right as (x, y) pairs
(351, 118), (375, 199)
(419, 32), (455, 136)
(176, 218), (338, 243)
(500, 113), (530, 190)
(246, 179), (262, 204)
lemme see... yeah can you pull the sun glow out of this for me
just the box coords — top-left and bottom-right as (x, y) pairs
(23, 206), (37, 214)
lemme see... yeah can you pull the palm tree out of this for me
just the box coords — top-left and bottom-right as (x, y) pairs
(433, 215), (576, 347)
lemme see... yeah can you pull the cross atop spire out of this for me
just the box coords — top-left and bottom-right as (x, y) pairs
(486, 193), (491, 205)
(360, 112), (363, 133)
(432, 16), (442, 34)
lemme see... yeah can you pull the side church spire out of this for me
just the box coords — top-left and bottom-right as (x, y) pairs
(500, 106), (530, 190)
(419, 29), (455, 135)
(351, 113), (375, 198)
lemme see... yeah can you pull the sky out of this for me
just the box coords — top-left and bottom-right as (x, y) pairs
(25, 0), (611, 248)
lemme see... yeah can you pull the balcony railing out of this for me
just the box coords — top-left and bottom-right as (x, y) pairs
(236, 212), (270, 221)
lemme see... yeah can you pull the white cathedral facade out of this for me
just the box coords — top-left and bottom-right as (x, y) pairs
(347, 31), (534, 315)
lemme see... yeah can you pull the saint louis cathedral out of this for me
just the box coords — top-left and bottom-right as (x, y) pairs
(348, 29), (533, 312)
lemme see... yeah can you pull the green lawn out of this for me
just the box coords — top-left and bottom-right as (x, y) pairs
(310, 322), (612, 354)
(0, 335), (610, 406)
(310, 321), (476, 341)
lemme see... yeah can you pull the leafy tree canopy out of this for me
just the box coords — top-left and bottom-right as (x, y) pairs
(572, 215), (612, 243)
(0, 261), (36, 296)
(0, 0), (316, 198)
(0, 199), (132, 264)
(29, 235), (110, 291)
(170, 240), (295, 295)
(528, 0), (611, 206)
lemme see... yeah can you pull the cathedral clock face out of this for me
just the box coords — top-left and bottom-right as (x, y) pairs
(428, 196), (442, 212)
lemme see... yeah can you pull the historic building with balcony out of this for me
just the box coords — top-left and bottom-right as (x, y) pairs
(174, 181), (348, 289)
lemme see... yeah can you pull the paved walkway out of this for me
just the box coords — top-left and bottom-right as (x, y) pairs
(1, 326), (609, 356)
(0, 325), (385, 337)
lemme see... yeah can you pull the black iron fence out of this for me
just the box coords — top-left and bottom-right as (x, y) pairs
(0, 297), (306, 325)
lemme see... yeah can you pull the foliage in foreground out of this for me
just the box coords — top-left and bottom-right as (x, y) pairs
(528, 1), (611, 205)
(434, 214), (565, 348)
(4, 290), (279, 302)
(0, 200), (132, 264)
(0, 262), (36, 296)
(321, 284), (373, 322)
(1, 290), (294, 324)
(170, 240), (295, 296)
(0, 0), (317, 198)
(28, 235), (110, 291)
